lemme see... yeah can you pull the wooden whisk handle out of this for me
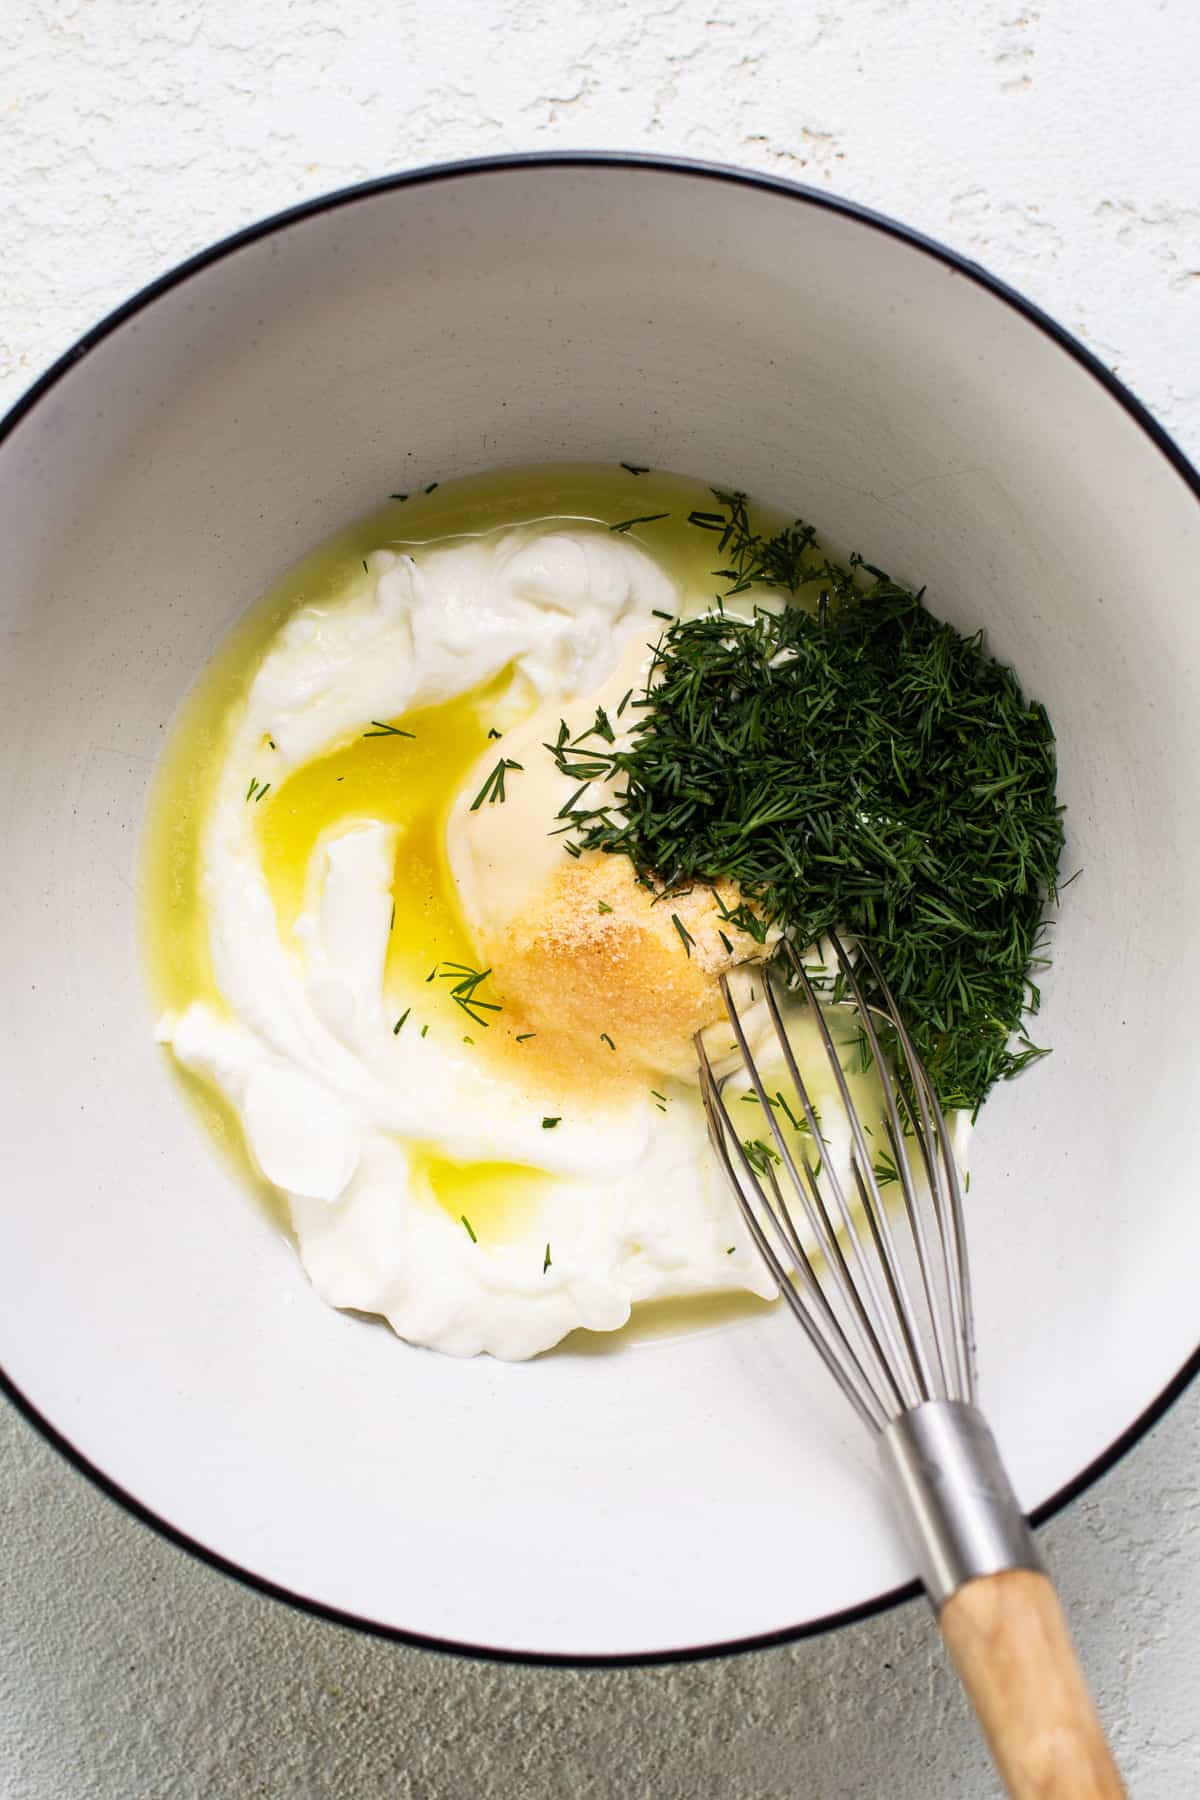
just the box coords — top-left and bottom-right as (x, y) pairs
(880, 1404), (1125, 1797)
(940, 1569), (1125, 1798)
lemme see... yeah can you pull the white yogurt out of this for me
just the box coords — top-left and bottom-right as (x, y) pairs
(160, 525), (780, 1359)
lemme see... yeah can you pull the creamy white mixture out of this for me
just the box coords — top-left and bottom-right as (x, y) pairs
(160, 528), (788, 1357)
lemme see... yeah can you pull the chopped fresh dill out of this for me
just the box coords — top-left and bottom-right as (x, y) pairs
(425, 481), (439, 493)
(392, 1008), (410, 1035)
(650, 1090), (667, 1102)
(429, 960), (502, 1027)
(620, 461), (650, 475)
(718, 930), (734, 956)
(420, 1024), (429, 1038)
(246, 777), (259, 802)
(556, 783), (593, 820)
(389, 491), (409, 501)
(389, 901), (395, 933)
(363, 720), (415, 739)
(610, 513), (669, 534)
(461, 1214), (477, 1243)
(543, 1242), (552, 1271)
(546, 489), (1065, 1112)
(566, 705), (614, 748)
(362, 559), (369, 573)
(872, 1150), (899, 1188)
(616, 689), (634, 718)
(487, 727), (502, 740)
(651, 608), (674, 621)
(254, 783), (270, 803)
(267, 737), (276, 750)
(597, 900), (613, 915)
(470, 757), (523, 810)
(726, 1245), (736, 1255)
(743, 1138), (781, 1176)
(670, 913), (695, 958)
(774, 1091), (807, 1134)
(687, 488), (819, 596)
(463, 1035), (474, 1044)
(542, 1116), (561, 1129)
(600, 1032), (615, 1051)
(515, 1032), (535, 1042)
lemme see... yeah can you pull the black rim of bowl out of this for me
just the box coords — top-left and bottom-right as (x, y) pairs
(3, 150), (1199, 1669)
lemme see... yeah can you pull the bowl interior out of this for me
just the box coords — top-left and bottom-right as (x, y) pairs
(2, 160), (1199, 1658)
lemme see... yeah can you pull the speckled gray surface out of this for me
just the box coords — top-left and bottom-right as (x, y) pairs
(3, 2), (1200, 1795)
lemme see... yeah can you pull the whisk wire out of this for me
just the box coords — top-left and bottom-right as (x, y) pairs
(772, 946), (935, 1409)
(703, 932), (975, 1427)
(854, 940), (977, 1403)
(698, 1054), (886, 1433)
(714, 973), (910, 1417)
(814, 935), (957, 1403)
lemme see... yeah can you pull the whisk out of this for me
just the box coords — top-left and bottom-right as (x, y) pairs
(697, 932), (1125, 1800)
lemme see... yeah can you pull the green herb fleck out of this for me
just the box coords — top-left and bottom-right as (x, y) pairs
(620, 461), (650, 475)
(487, 727), (502, 740)
(389, 901), (396, 933)
(254, 782), (270, 803)
(600, 1032), (615, 1051)
(872, 1150), (899, 1188)
(671, 913), (695, 958)
(726, 1245), (736, 1255)
(420, 1024), (429, 1038)
(542, 1116), (561, 1129)
(363, 720), (415, 739)
(246, 777), (259, 802)
(362, 558), (369, 574)
(597, 900), (613, 915)
(651, 608), (674, 621)
(610, 513), (669, 534)
(393, 1008), (410, 1035)
(543, 1242), (552, 1272)
(774, 1091), (807, 1134)
(470, 757), (524, 810)
(389, 491), (409, 501)
(743, 1138), (782, 1176)
(516, 1032), (536, 1042)
(425, 481), (439, 493)
(429, 960), (503, 1027)
(461, 1215), (477, 1243)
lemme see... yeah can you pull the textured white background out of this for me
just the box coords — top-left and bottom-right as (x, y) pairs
(2, 2), (1199, 1795)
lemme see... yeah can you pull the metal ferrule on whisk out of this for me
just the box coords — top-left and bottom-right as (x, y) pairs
(879, 1400), (1041, 1610)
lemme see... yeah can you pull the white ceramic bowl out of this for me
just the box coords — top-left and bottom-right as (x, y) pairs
(3, 154), (1199, 1663)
